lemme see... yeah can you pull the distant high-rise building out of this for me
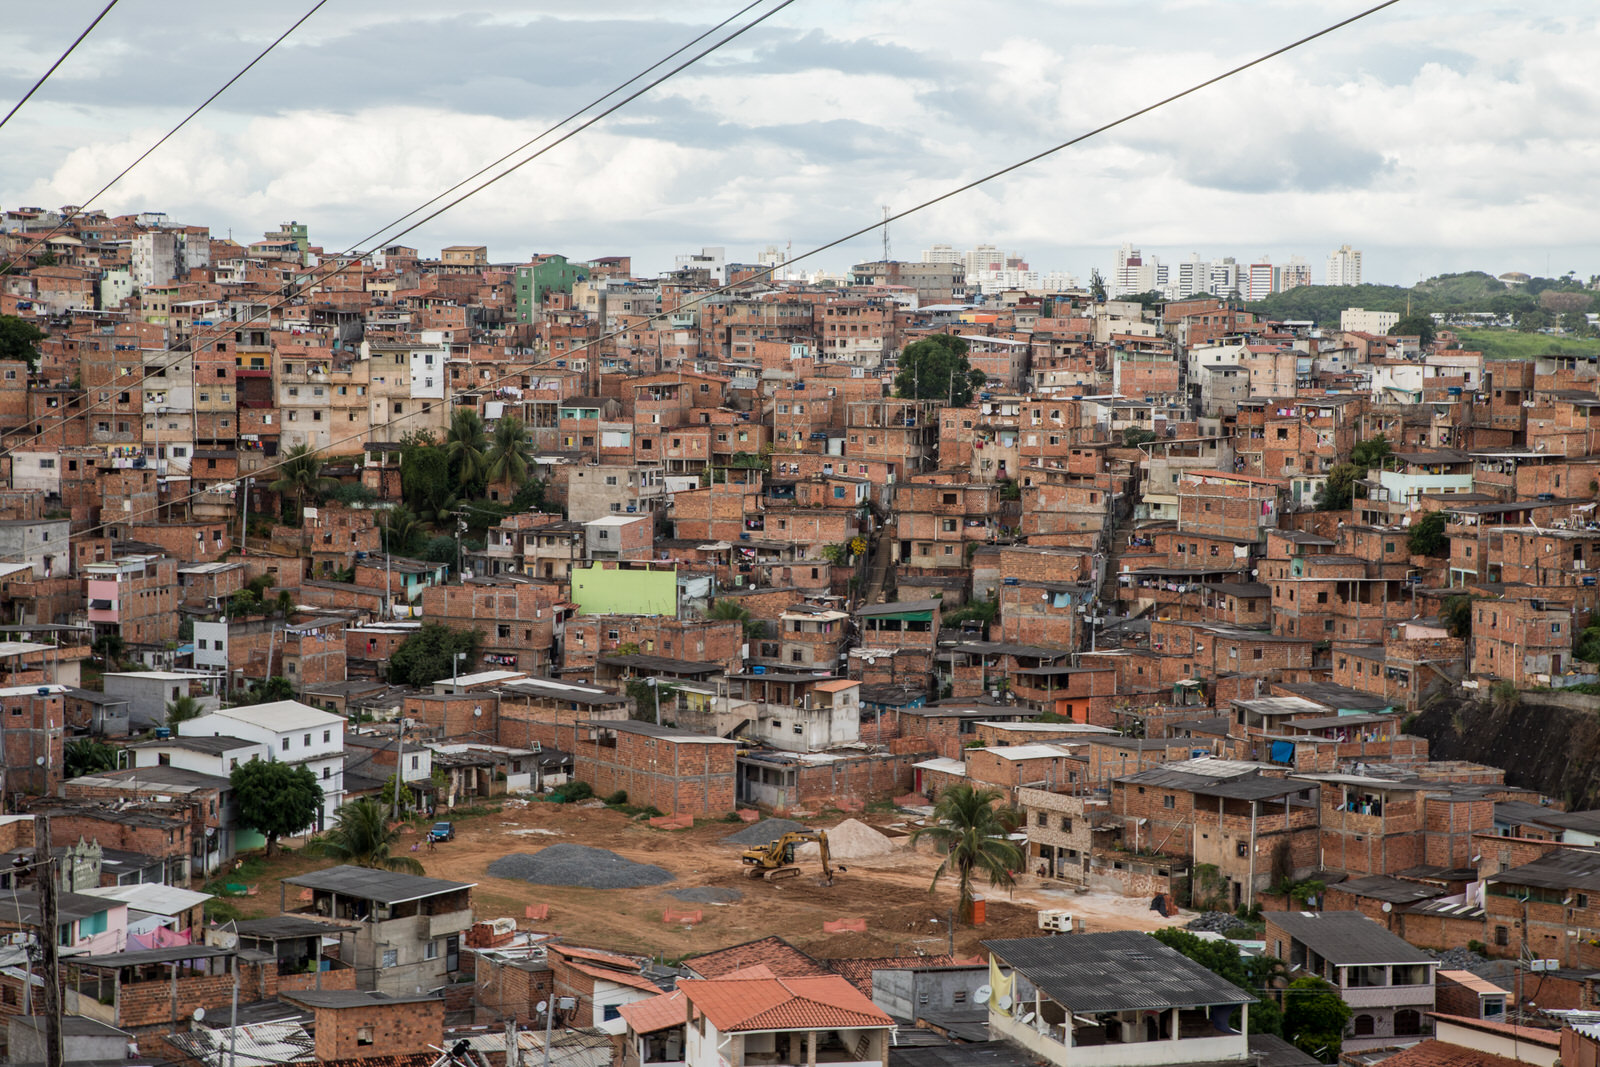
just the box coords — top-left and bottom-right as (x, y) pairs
(1112, 242), (1163, 298)
(921, 243), (960, 264)
(1280, 256), (1312, 291)
(1173, 253), (1211, 299)
(1246, 257), (1276, 302)
(1209, 257), (1241, 299)
(1327, 244), (1362, 286)
(963, 244), (1005, 275)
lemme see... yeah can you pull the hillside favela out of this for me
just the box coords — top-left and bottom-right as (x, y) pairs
(3, 7), (1600, 1067)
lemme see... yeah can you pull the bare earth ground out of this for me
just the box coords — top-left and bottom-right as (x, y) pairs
(241, 802), (1188, 961)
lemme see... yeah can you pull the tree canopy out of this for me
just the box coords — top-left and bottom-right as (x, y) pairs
(230, 760), (323, 856)
(1313, 463), (1360, 511)
(894, 334), (986, 407)
(305, 796), (423, 874)
(388, 622), (481, 687)
(1349, 434), (1391, 471)
(1391, 314), (1436, 344)
(1149, 928), (1283, 1036)
(1281, 976), (1352, 1060)
(269, 445), (337, 525)
(0, 315), (46, 371)
(908, 783), (1022, 923)
(1406, 511), (1449, 557)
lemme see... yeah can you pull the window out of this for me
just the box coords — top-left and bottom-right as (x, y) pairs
(281, 738), (290, 751)
(1495, 925), (1509, 946)
(425, 940), (439, 960)
(1352, 1015), (1375, 1037)
(1162, 795), (1175, 809)
(323, 767), (331, 779)
(1035, 812), (1048, 827)
(323, 730), (331, 743)
(1236, 841), (1248, 857)
(357, 1027), (374, 1047)
(304, 733), (312, 747)
(382, 949), (397, 969)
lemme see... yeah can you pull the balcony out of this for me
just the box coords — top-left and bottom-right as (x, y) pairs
(1340, 983), (1434, 1009)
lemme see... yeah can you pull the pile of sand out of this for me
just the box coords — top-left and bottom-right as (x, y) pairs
(798, 818), (898, 860)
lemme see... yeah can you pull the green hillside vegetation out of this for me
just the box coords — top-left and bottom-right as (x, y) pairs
(1245, 271), (1598, 329)
(1455, 329), (1600, 361)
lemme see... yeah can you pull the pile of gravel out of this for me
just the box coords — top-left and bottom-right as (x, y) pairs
(487, 844), (674, 888)
(667, 887), (742, 904)
(722, 818), (811, 847)
(1185, 911), (1252, 934)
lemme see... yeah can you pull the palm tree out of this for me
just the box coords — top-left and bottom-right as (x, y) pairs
(378, 503), (421, 558)
(166, 694), (203, 728)
(304, 796), (424, 874)
(64, 738), (119, 778)
(484, 416), (533, 489)
(709, 599), (764, 639)
(909, 783), (1023, 924)
(269, 444), (337, 525)
(445, 407), (489, 491)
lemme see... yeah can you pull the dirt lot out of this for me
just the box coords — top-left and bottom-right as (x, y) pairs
(241, 801), (1187, 961)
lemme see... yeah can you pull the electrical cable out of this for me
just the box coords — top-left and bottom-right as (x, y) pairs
(0, 0), (120, 133)
(0, 0), (788, 461)
(0, 0), (330, 277)
(14, 0), (1400, 562)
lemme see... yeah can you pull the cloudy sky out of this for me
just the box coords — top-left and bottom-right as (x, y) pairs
(2, 1), (1596, 286)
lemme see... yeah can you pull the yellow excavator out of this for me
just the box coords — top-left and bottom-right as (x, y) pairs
(739, 830), (844, 885)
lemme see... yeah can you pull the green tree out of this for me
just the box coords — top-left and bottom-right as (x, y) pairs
(1150, 928), (1282, 1035)
(422, 534), (457, 563)
(228, 589), (261, 617)
(1490, 679), (1521, 712)
(91, 633), (124, 669)
(0, 315), (46, 371)
(626, 678), (678, 722)
(1406, 511), (1449, 557)
(230, 760), (323, 856)
(445, 407), (489, 492)
(1123, 428), (1159, 447)
(401, 444), (457, 525)
(63, 739), (119, 779)
(509, 477), (548, 513)
(1313, 463), (1360, 511)
(1349, 434), (1391, 471)
(327, 481), (377, 506)
(908, 784), (1023, 924)
(1575, 622), (1600, 664)
(233, 676), (295, 706)
(388, 622), (480, 687)
(378, 503), (422, 558)
(165, 694), (204, 728)
(1441, 594), (1475, 639)
(1281, 976), (1351, 1060)
(269, 444), (337, 526)
(894, 335), (985, 407)
(275, 590), (295, 618)
(303, 796), (423, 874)
(708, 599), (764, 639)
(485, 416), (533, 488)
(1089, 268), (1106, 302)
(1391, 314), (1436, 344)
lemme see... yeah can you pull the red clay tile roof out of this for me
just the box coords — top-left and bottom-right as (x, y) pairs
(680, 974), (894, 1032)
(617, 990), (686, 1034)
(825, 955), (957, 996)
(1365, 1039), (1529, 1067)
(682, 936), (831, 980)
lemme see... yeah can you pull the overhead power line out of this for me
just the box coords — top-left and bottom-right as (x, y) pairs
(0, 0), (121, 133)
(1, 0), (330, 275)
(0, 0), (789, 461)
(18, 0), (1399, 561)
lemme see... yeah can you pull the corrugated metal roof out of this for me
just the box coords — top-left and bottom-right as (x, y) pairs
(1267, 911), (1438, 965)
(982, 930), (1254, 1013)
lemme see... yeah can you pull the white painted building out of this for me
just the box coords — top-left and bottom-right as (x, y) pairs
(180, 700), (345, 829)
(1327, 244), (1363, 286)
(1342, 307), (1400, 334)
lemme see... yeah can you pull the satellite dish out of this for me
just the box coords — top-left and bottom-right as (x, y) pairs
(473, 706), (483, 717)
(997, 995), (1013, 1011)
(193, 1007), (206, 1022)
(35, 757), (44, 767)
(975, 984), (993, 1003)
(1381, 902), (1393, 913)
(536, 1001), (548, 1015)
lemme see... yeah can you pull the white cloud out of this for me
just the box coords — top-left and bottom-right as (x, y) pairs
(1, 1), (1597, 283)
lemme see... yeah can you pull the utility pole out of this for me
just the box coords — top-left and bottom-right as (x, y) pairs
(392, 727), (406, 821)
(540, 998), (554, 1067)
(39, 815), (63, 1067)
(239, 476), (251, 556)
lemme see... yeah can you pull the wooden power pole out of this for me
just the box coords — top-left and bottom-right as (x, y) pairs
(38, 815), (63, 1067)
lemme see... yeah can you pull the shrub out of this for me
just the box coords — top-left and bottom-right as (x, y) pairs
(604, 790), (629, 805)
